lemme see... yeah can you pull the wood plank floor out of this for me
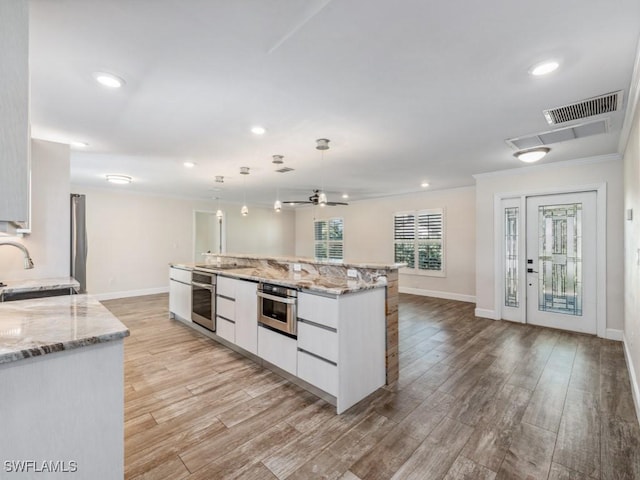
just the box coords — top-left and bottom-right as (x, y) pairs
(102, 293), (640, 480)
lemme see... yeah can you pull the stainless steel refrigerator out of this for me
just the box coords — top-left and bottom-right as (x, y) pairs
(70, 194), (87, 293)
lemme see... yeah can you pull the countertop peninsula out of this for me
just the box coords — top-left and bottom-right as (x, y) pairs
(0, 276), (80, 295)
(0, 294), (129, 364)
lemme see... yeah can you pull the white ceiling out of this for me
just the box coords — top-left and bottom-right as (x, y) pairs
(29, 0), (640, 207)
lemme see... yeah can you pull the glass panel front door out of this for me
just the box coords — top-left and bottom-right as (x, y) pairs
(537, 203), (582, 316)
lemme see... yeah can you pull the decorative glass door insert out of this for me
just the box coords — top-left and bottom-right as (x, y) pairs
(537, 203), (582, 316)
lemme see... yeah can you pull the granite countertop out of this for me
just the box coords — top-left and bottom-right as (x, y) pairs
(171, 262), (387, 295)
(0, 294), (129, 365)
(201, 253), (404, 270)
(0, 276), (80, 294)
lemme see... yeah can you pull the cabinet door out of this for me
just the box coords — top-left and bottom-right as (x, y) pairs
(235, 280), (258, 354)
(217, 276), (237, 299)
(217, 317), (235, 343)
(258, 326), (296, 375)
(0, 0), (29, 224)
(298, 321), (338, 363)
(170, 280), (192, 322)
(297, 350), (338, 397)
(298, 292), (339, 329)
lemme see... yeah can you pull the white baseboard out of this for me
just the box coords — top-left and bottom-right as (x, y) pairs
(474, 308), (500, 320)
(623, 332), (640, 428)
(92, 286), (169, 301)
(399, 286), (475, 304)
(605, 328), (624, 341)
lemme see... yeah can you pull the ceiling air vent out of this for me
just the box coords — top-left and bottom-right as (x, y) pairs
(505, 118), (610, 150)
(275, 166), (294, 173)
(543, 90), (622, 125)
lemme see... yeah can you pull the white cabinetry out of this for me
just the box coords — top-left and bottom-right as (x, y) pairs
(258, 325), (297, 375)
(0, 0), (30, 230)
(169, 267), (192, 322)
(216, 276), (258, 354)
(297, 289), (386, 414)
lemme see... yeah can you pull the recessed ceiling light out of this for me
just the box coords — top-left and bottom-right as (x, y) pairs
(251, 126), (266, 135)
(106, 174), (132, 184)
(342, 193), (349, 199)
(92, 71), (125, 88)
(421, 182), (430, 188)
(530, 61), (559, 76)
(183, 161), (196, 168)
(70, 141), (88, 148)
(514, 147), (550, 163)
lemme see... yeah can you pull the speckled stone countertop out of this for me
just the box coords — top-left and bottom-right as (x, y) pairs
(201, 253), (404, 270)
(0, 294), (129, 365)
(171, 262), (387, 295)
(0, 276), (80, 295)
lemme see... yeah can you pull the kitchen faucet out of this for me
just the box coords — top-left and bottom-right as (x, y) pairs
(0, 241), (34, 269)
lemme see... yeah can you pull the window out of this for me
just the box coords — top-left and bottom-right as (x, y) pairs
(394, 209), (444, 274)
(314, 217), (343, 261)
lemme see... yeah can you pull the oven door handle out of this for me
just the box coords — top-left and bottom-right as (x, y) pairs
(256, 291), (297, 304)
(191, 282), (213, 290)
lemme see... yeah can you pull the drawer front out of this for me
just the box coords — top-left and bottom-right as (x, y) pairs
(297, 350), (338, 397)
(297, 292), (339, 329)
(297, 321), (338, 363)
(217, 276), (236, 299)
(170, 267), (191, 284)
(217, 296), (235, 321)
(258, 326), (297, 375)
(216, 317), (235, 343)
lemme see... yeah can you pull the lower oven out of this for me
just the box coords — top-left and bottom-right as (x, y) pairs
(256, 282), (298, 336)
(191, 269), (216, 331)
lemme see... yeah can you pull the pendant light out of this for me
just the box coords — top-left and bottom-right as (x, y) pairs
(316, 138), (329, 207)
(215, 197), (223, 220)
(240, 167), (249, 216)
(274, 186), (282, 212)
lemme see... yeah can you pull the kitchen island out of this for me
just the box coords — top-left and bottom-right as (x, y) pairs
(170, 254), (401, 413)
(0, 294), (129, 479)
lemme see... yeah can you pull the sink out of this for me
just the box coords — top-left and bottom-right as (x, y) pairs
(1, 288), (76, 302)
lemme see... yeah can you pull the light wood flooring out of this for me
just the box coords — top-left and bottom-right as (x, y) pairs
(102, 293), (640, 480)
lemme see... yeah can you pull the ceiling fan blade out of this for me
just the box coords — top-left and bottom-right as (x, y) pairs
(326, 201), (349, 206)
(282, 200), (313, 205)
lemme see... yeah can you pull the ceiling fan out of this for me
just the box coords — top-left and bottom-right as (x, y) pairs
(283, 189), (349, 207)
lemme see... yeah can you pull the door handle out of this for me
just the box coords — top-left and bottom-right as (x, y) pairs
(527, 268), (538, 273)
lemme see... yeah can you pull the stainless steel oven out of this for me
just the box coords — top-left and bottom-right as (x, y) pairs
(192, 269), (216, 331)
(257, 282), (298, 336)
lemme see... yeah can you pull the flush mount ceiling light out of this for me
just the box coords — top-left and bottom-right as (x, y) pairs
(421, 182), (430, 188)
(514, 147), (550, 163)
(105, 174), (132, 184)
(92, 71), (125, 88)
(183, 161), (196, 168)
(251, 126), (266, 135)
(529, 61), (559, 76)
(342, 193), (349, 199)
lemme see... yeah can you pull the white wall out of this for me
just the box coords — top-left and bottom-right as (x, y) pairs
(475, 156), (624, 331)
(295, 186), (476, 300)
(623, 88), (640, 423)
(68, 187), (295, 297)
(0, 139), (70, 281)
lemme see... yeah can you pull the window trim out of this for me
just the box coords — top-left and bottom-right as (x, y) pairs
(393, 208), (445, 277)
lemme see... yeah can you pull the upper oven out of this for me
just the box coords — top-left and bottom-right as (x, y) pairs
(191, 269), (216, 331)
(257, 282), (298, 337)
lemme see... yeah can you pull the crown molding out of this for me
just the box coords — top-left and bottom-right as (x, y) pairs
(619, 35), (640, 154)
